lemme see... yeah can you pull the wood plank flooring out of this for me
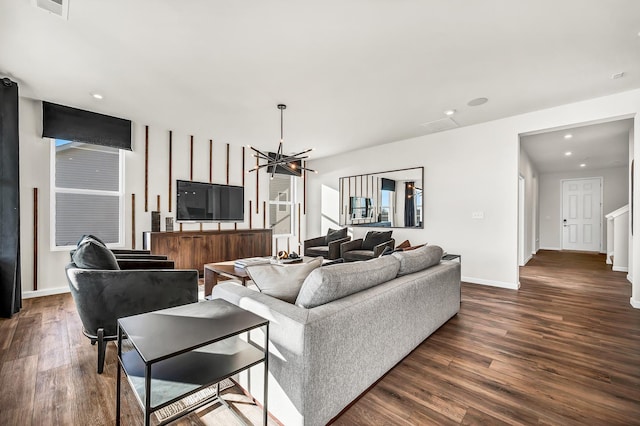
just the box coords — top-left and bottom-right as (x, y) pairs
(1, 250), (639, 425)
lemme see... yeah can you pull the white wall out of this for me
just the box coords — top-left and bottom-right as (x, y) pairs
(538, 167), (628, 251)
(19, 98), (302, 297)
(307, 88), (640, 298)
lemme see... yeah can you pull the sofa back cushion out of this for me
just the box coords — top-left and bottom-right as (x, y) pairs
(246, 257), (323, 303)
(72, 236), (120, 270)
(295, 255), (400, 308)
(392, 244), (443, 276)
(325, 227), (348, 245)
(362, 230), (393, 250)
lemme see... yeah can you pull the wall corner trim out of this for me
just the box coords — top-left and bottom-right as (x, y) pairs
(630, 297), (640, 309)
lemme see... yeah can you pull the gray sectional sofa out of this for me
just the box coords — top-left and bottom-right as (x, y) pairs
(211, 245), (461, 426)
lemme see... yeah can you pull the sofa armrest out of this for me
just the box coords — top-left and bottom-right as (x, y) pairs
(111, 249), (151, 255)
(327, 236), (351, 259)
(340, 238), (363, 257)
(373, 239), (395, 257)
(114, 254), (168, 260)
(117, 259), (175, 270)
(304, 236), (327, 250)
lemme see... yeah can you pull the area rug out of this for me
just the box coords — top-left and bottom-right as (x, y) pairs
(153, 378), (235, 422)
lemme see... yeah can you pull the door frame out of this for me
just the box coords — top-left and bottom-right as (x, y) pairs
(559, 176), (604, 252)
(519, 175), (526, 266)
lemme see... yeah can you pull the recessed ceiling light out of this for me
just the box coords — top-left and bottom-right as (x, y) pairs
(444, 109), (456, 116)
(91, 93), (103, 100)
(564, 133), (573, 139)
(580, 163), (586, 168)
(467, 97), (488, 107)
(565, 151), (572, 156)
(611, 72), (625, 80)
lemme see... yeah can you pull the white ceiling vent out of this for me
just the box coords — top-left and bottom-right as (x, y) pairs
(419, 117), (459, 134)
(32, 0), (69, 20)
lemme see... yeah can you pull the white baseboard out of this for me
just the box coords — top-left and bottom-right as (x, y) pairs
(612, 266), (629, 272)
(627, 274), (633, 283)
(539, 246), (561, 251)
(462, 276), (518, 290)
(22, 286), (70, 299)
(631, 297), (640, 309)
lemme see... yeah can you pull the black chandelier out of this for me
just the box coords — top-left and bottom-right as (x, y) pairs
(247, 104), (317, 178)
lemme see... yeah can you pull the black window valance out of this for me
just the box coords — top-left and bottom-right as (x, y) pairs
(42, 101), (132, 150)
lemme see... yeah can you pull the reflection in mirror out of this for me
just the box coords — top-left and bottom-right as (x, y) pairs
(339, 167), (424, 228)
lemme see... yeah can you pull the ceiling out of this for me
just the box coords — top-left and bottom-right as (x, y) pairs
(521, 119), (633, 174)
(1, 0), (639, 159)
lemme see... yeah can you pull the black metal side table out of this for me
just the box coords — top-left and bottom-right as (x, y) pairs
(116, 299), (269, 426)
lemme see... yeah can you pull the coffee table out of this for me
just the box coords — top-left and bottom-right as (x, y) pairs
(204, 261), (252, 298)
(116, 299), (269, 426)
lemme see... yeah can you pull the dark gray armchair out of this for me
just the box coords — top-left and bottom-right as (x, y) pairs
(340, 231), (395, 262)
(66, 235), (198, 373)
(304, 228), (351, 260)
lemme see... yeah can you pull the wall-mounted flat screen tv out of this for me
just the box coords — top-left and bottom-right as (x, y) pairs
(176, 180), (244, 222)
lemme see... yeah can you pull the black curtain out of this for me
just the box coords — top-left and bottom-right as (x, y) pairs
(0, 78), (21, 318)
(404, 181), (415, 227)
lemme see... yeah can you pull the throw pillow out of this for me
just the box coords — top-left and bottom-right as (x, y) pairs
(76, 234), (107, 247)
(396, 240), (411, 250)
(325, 227), (348, 245)
(72, 238), (120, 270)
(295, 255), (400, 309)
(361, 230), (393, 251)
(245, 257), (323, 303)
(392, 245), (443, 276)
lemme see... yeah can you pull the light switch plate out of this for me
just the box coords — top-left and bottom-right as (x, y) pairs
(472, 211), (484, 219)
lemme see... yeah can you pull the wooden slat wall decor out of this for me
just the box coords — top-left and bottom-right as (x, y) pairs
(226, 143), (230, 184)
(303, 161), (307, 215)
(144, 126), (149, 212)
(156, 195), (160, 212)
(209, 139), (213, 183)
(241, 146), (245, 186)
(33, 188), (38, 291)
(255, 156), (259, 213)
(263, 201), (267, 228)
(297, 203), (301, 247)
(180, 223), (183, 232)
(168, 130), (173, 212)
(249, 200), (253, 229)
(190, 135), (194, 181)
(131, 194), (136, 249)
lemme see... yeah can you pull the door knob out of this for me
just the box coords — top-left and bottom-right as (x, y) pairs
(563, 219), (568, 227)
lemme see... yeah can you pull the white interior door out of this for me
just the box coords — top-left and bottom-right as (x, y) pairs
(562, 178), (602, 251)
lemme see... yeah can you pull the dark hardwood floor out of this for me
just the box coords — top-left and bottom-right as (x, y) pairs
(1, 250), (639, 425)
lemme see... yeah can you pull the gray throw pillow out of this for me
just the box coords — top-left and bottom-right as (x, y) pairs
(325, 227), (348, 245)
(295, 255), (400, 309)
(392, 245), (443, 276)
(245, 257), (323, 303)
(72, 238), (120, 270)
(362, 230), (392, 250)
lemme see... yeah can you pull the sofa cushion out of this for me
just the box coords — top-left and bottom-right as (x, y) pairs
(392, 245), (443, 276)
(246, 257), (323, 303)
(295, 255), (400, 308)
(72, 237), (120, 270)
(362, 231), (392, 250)
(76, 234), (107, 247)
(325, 227), (348, 245)
(306, 246), (329, 257)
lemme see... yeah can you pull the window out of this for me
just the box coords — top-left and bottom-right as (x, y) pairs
(269, 174), (295, 236)
(51, 140), (124, 248)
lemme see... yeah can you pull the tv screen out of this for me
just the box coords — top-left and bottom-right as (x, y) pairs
(176, 180), (244, 222)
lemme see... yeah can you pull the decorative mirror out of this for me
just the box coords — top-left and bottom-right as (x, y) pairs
(339, 167), (424, 228)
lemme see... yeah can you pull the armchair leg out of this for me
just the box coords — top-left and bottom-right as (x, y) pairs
(97, 328), (106, 374)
